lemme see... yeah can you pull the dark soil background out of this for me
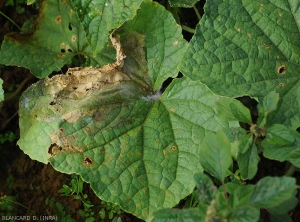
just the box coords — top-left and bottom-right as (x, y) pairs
(0, 1), (299, 222)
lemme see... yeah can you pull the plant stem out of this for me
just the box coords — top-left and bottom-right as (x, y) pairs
(181, 25), (195, 34)
(0, 197), (30, 210)
(0, 11), (21, 31)
(193, 4), (201, 21)
(285, 163), (296, 176)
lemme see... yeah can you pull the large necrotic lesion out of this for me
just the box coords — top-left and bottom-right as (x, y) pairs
(44, 33), (129, 101)
(48, 143), (62, 156)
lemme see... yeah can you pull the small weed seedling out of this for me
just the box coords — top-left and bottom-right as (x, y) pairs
(153, 91), (300, 221)
(45, 197), (75, 222)
(99, 200), (122, 221)
(59, 175), (95, 221)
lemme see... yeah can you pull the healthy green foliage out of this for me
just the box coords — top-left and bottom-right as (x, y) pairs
(262, 124), (300, 167)
(199, 130), (232, 183)
(180, 0), (300, 127)
(216, 97), (252, 123)
(168, 0), (199, 8)
(153, 175), (297, 222)
(0, 0), (116, 78)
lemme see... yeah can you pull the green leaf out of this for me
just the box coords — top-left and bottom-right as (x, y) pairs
(168, 0), (199, 8)
(238, 133), (253, 154)
(229, 206), (259, 222)
(222, 126), (246, 160)
(249, 176), (297, 208)
(264, 124), (295, 146)
(269, 213), (292, 222)
(262, 125), (300, 167)
(72, 0), (143, 55)
(267, 195), (298, 215)
(199, 130), (232, 183)
(231, 185), (255, 208)
(152, 208), (203, 222)
(194, 173), (217, 205)
(18, 74), (230, 220)
(0, 78), (3, 102)
(262, 91), (280, 114)
(257, 91), (280, 126)
(216, 97), (252, 123)
(180, 0), (300, 127)
(27, 0), (35, 5)
(237, 143), (260, 180)
(0, 0), (115, 78)
(116, 0), (188, 90)
(297, 87), (300, 121)
(17, 24), (231, 221)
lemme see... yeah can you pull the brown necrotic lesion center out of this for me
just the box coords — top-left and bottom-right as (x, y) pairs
(83, 157), (93, 167)
(48, 143), (62, 156)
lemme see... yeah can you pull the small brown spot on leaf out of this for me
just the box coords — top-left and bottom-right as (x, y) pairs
(236, 28), (241, 32)
(83, 156), (93, 167)
(71, 35), (76, 42)
(57, 53), (65, 59)
(263, 43), (270, 50)
(247, 33), (252, 38)
(163, 149), (168, 156)
(48, 143), (62, 156)
(259, 4), (264, 10)
(277, 64), (286, 74)
(279, 83), (285, 88)
(173, 40), (178, 46)
(170, 146), (177, 151)
(279, 13), (283, 17)
(55, 15), (62, 24)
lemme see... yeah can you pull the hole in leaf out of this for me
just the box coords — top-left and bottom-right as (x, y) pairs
(48, 143), (62, 156)
(277, 64), (286, 74)
(161, 73), (183, 93)
(68, 22), (72, 31)
(49, 101), (56, 106)
(83, 157), (93, 167)
(61, 48), (66, 53)
(68, 48), (73, 52)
